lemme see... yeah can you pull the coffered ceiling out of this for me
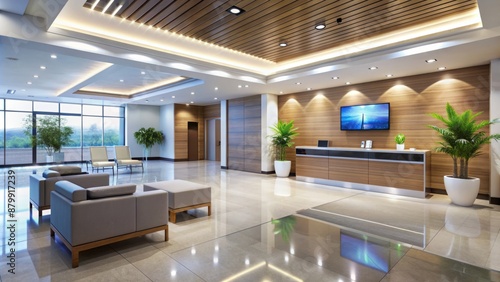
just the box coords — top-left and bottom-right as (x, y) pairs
(0, 0), (500, 106)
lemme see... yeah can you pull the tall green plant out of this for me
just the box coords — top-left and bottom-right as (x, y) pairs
(429, 103), (500, 179)
(133, 127), (164, 150)
(270, 120), (299, 161)
(23, 115), (74, 156)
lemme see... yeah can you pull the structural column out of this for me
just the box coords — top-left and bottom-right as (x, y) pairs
(261, 94), (278, 173)
(491, 59), (500, 204)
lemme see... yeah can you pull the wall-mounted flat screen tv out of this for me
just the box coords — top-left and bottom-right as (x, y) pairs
(340, 103), (390, 131)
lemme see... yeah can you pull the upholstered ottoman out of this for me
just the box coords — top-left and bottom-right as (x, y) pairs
(143, 180), (211, 223)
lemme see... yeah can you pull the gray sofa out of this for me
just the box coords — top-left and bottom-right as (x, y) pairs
(50, 181), (169, 267)
(29, 168), (109, 216)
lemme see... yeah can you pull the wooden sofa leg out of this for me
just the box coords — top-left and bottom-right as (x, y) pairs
(72, 250), (79, 268)
(169, 211), (177, 223)
(164, 227), (169, 241)
(208, 204), (211, 216)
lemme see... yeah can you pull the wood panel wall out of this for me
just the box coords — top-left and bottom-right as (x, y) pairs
(203, 104), (220, 119)
(228, 95), (262, 173)
(278, 65), (491, 194)
(174, 104), (205, 160)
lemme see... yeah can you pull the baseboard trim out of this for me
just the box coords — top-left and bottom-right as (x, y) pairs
(490, 197), (500, 205)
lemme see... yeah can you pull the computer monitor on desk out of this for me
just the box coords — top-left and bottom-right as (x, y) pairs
(318, 140), (329, 147)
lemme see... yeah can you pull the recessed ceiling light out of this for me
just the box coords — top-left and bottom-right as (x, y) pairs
(214, 97), (218, 100)
(185, 103), (189, 106)
(50, 54), (57, 59)
(227, 5), (245, 15)
(40, 66), (46, 70)
(140, 71), (146, 75)
(279, 91), (283, 94)
(6, 89), (16, 94)
(190, 101), (194, 104)
(119, 79), (124, 82)
(307, 87), (312, 90)
(279, 42), (287, 47)
(369, 66), (378, 70)
(172, 95), (175, 98)
(191, 92), (195, 95)
(33, 75), (38, 78)
(426, 59), (437, 63)
(345, 82), (351, 85)
(160, 99), (164, 102)
(145, 100), (149, 102)
(238, 85), (242, 88)
(332, 76), (339, 80)
(214, 87), (218, 90)
(245, 85), (248, 88)
(386, 74), (393, 77)
(27, 81), (32, 85)
(438, 66), (446, 70)
(295, 82), (301, 85)
(315, 22), (326, 30)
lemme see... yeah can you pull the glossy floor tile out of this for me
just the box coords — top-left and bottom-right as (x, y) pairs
(0, 161), (500, 281)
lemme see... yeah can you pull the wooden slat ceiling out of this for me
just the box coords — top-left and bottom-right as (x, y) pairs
(84, 0), (478, 63)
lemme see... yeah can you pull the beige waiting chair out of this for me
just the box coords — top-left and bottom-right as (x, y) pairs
(89, 146), (115, 175)
(114, 146), (143, 175)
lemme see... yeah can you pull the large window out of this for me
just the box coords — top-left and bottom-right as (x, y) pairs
(0, 100), (125, 166)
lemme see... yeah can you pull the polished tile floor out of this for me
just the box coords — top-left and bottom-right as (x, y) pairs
(1, 160), (500, 281)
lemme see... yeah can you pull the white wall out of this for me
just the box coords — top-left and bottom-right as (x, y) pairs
(491, 59), (500, 200)
(125, 104), (161, 158)
(160, 104), (175, 159)
(261, 94), (278, 172)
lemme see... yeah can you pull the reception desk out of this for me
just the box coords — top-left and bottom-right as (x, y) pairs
(295, 146), (431, 198)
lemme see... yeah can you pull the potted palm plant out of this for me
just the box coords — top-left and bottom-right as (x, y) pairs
(23, 115), (74, 163)
(270, 120), (299, 177)
(395, 133), (405, 150)
(133, 127), (164, 161)
(429, 103), (500, 206)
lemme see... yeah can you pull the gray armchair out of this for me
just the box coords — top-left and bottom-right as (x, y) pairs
(50, 181), (169, 267)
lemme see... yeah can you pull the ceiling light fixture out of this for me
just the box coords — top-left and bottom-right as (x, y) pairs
(438, 66), (446, 70)
(245, 85), (248, 88)
(227, 5), (245, 15)
(141, 71), (146, 75)
(307, 87), (312, 90)
(90, 0), (100, 10)
(102, 0), (114, 14)
(238, 85), (242, 88)
(33, 75), (38, 78)
(214, 87), (218, 90)
(386, 74), (393, 77)
(214, 97), (218, 100)
(190, 101), (194, 104)
(172, 95), (175, 98)
(369, 66), (378, 70)
(191, 92), (195, 95)
(50, 54), (57, 59)
(315, 22), (326, 30)
(332, 76), (339, 79)
(160, 99), (164, 102)
(7, 89), (16, 94)
(119, 79), (124, 82)
(111, 3), (123, 16)
(27, 81), (32, 85)
(279, 42), (287, 47)
(426, 59), (437, 63)
(345, 82), (351, 85)
(40, 66), (46, 70)
(295, 82), (301, 85)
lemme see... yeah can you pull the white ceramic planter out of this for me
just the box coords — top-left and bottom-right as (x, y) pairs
(444, 175), (480, 206)
(46, 155), (54, 163)
(274, 160), (291, 177)
(396, 144), (405, 151)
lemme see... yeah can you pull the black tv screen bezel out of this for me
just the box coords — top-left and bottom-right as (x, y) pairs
(340, 102), (390, 131)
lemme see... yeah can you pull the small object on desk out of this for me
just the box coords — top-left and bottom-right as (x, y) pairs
(365, 140), (373, 149)
(410, 148), (416, 151)
(360, 140), (365, 148)
(318, 140), (329, 147)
